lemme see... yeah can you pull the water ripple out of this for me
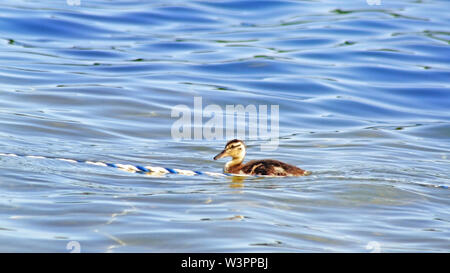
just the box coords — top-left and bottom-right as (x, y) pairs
(0, 0), (449, 252)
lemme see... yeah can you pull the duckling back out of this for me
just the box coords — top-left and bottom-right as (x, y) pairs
(234, 159), (310, 176)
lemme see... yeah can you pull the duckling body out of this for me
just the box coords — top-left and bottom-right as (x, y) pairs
(214, 139), (310, 176)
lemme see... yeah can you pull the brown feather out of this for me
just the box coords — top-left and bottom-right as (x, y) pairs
(228, 159), (309, 176)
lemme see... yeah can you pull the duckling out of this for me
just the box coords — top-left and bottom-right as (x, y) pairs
(214, 139), (311, 176)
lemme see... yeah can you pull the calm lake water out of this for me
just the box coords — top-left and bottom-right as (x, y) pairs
(0, 0), (449, 252)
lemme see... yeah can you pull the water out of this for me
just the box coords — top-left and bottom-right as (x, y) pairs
(0, 0), (449, 252)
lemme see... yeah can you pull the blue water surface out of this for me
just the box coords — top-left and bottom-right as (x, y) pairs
(0, 0), (449, 252)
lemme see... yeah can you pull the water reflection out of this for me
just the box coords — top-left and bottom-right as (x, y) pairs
(0, 0), (449, 252)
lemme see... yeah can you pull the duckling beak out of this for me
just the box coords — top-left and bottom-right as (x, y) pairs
(214, 150), (227, 160)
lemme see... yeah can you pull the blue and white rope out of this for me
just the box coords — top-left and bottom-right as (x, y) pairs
(1, 152), (449, 189)
(0, 152), (239, 177)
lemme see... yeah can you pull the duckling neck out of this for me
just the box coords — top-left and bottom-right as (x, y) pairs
(224, 157), (244, 173)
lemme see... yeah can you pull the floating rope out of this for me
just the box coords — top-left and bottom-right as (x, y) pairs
(0, 152), (449, 189)
(0, 152), (239, 177)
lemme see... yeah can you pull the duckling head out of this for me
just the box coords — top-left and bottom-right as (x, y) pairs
(214, 139), (246, 163)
